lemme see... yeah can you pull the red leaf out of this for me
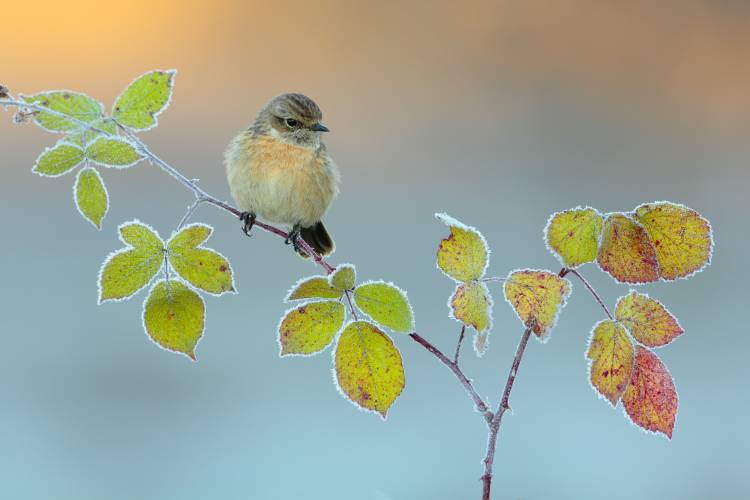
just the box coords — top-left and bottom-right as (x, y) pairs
(622, 346), (678, 438)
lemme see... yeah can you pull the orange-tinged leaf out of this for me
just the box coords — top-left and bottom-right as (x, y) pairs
(334, 321), (405, 418)
(435, 213), (489, 282)
(615, 291), (683, 347)
(545, 207), (603, 267)
(586, 320), (634, 406)
(633, 201), (713, 280)
(503, 270), (571, 341)
(597, 213), (659, 284)
(622, 346), (678, 439)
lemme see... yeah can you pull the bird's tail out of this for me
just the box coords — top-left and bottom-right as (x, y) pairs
(297, 221), (335, 258)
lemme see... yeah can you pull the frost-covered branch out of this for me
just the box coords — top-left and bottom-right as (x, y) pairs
(0, 95), (335, 274)
(409, 332), (493, 423)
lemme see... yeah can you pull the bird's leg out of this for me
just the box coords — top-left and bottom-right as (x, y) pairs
(285, 224), (302, 252)
(240, 212), (256, 237)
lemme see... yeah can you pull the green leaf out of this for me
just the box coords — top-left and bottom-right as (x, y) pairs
(285, 276), (342, 301)
(278, 301), (345, 356)
(334, 321), (405, 418)
(120, 220), (164, 250)
(353, 281), (413, 333)
(545, 206), (603, 268)
(112, 70), (175, 130)
(166, 223), (234, 295)
(330, 264), (356, 291)
(22, 91), (103, 132)
(65, 118), (118, 147)
(98, 221), (164, 303)
(74, 167), (108, 229)
(435, 213), (489, 283)
(33, 143), (84, 177)
(450, 281), (493, 333)
(86, 137), (142, 168)
(143, 279), (205, 360)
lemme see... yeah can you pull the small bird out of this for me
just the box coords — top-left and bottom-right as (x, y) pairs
(225, 93), (340, 257)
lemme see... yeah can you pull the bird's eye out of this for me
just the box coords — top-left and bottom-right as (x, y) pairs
(285, 118), (298, 128)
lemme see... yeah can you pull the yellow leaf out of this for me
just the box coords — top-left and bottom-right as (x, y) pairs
(503, 270), (571, 341)
(278, 301), (345, 356)
(615, 291), (683, 347)
(586, 320), (634, 406)
(633, 201), (713, 280)
(330, 264), (356, 291)
(167, 223), (234, 295)
(353, 281), (414, 333)
(74, 167), (108, 229)
(143, 279), (205, 360)
(545, 207), (603, 267)
(98, 221), (164, 303)
(450, 282), (492, 333)
(435, 213), (488, 282)
(334, 321), (405, 418)
(286, 276), (342, 301)
(597, 213), (659, 284)
(622, 346), (678, 439)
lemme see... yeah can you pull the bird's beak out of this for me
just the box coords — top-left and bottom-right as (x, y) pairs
(312, 122), (329, 132)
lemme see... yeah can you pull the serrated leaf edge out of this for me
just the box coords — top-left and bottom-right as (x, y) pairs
(631, 200), (714, 282)
(86, 136), (144, 169)
(32, 142), (85, 178)
(73, 167), (108, 230)
(21, 90), (105, 134)
(166, 222), (237, 296)
(284, 275), (342, 302)
(276, 300), (346, 358)
(329, 320), (405, 420)
(353, 279), (415, 333)
(502, 268), (572, 344)
(584, 319), (635, 408)
(97, 219), (164, 304)
(614, 289), (684, 348)
(140, 276), (205, 362)
(542, 205), (603, 269)
(111, 69), (177, 132)
(434, 212), (491, 282)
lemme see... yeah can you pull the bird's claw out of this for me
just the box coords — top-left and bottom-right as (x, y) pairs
(285, 224), (302, 252)
(240, 212), (256, 237)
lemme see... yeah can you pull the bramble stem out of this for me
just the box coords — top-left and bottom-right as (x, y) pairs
(409, 333), (493, 423)
(565, 267), (613, 320)
(454, 325), (466, 364)
(481, 327), (532, 500)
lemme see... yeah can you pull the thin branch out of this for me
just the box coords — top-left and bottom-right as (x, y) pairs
(177, 197), (206, 230)
(0, 97), (335, 274)
(409, 332), (493, 423)
(453, 325), (466, 364)
(481, 327), (532, 500)
(566, 268), (613, 320)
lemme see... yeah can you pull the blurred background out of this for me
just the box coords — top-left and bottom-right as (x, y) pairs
(1, 1), (747, 498)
